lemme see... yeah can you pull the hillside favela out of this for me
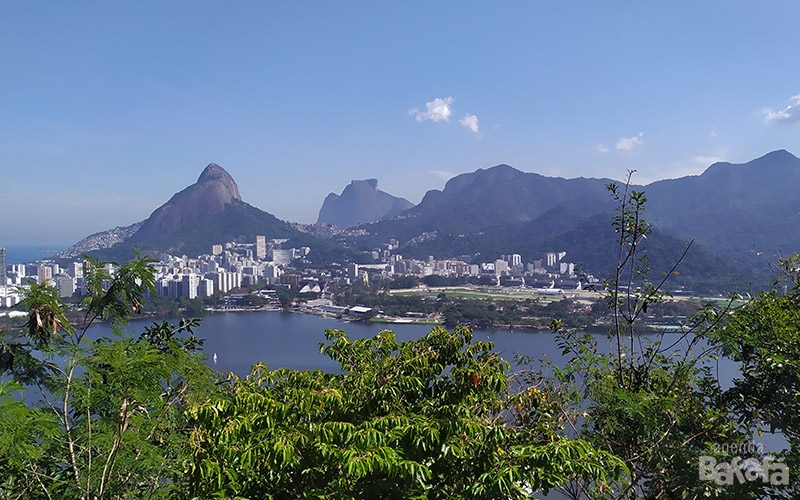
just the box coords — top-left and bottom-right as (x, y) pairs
(4, 4), (800, 500)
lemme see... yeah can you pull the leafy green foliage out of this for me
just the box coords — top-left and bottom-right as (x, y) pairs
(707, 253), (800, 496)
(0, 380), (61, 497)
(712, 254), (800, 441)
(82, 250), (157, 326)
(183, 326), (626, 498)
(0, 252), (218, 499)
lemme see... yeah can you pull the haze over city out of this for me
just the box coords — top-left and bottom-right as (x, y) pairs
(2, 2), (799, 245)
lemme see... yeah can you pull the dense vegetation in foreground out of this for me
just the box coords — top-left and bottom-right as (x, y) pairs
(3, 181), (800, 499)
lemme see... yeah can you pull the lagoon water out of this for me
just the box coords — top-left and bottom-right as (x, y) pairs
(86, 310), (573, 375)
(84, 310), (733, 380)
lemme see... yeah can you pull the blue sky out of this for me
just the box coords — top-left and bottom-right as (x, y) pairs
(2, 2), (799, 246)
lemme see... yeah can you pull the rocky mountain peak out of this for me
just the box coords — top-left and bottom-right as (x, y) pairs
(197, 163), (242, 200)
(317, 178), (414, 228)
(127, 163), (244, 246)
(355, 178), (379, 189)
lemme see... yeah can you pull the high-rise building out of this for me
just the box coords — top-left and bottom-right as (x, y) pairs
(182, 274), (199, 299)
(255, 235), (267, 260)
(347, 263), (359, 281)
(198, 278), (215, 297)
(0, 247), (6, 289)
(70, 262), (83, 279)
(55, 275), (76, 298)
(37, 266), (53, 285)
(213, 271), (242, 294)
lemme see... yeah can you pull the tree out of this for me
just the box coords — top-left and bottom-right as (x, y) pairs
(277, 288), (297, 311)
(0, 251), (218, 499)
(708, 253), (800, 497)
(182, 326), (626, 498)
(523, 173), (755, 499)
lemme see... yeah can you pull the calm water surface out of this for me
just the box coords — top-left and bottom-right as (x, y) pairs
(86, 311), (571, 375)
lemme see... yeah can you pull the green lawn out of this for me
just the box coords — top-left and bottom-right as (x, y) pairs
(389, 286), (579, 304)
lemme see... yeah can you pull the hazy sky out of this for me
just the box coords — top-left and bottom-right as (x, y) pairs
(2, 2), (799, 245)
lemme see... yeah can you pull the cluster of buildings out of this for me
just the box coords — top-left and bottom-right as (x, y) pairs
(347, 241), (585, 287)
(388, 251), (575, 280)
(147, 237), (312, 300)
(1, 234), (590, 309)
(0, 237), (314, 307)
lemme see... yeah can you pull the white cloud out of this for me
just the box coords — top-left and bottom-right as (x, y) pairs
(694, 155), (724, 165)
(710, 127), (718, 138)
(459, 114), (479, 134)
(411, 97), (481, 136)
(764, 94), (800, 124)
(616, 132), (644, 151)
(596, 144), (610, 153)
(410, 97), (455, 123)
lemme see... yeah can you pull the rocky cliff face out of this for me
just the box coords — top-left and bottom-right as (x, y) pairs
(128, 163), (242, 243)
(317, 179), (414, 228)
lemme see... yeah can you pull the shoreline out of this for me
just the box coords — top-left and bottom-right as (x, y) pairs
(7, 299), (683, 336)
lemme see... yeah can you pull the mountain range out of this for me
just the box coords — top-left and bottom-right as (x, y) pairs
(336, 150), (800, 291)
(354, 150), (800, 258)
(60, 150), (800, 291)
(645, 149), (800, 258)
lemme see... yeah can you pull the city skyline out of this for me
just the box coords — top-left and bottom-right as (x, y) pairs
(2, 2), (799, 245)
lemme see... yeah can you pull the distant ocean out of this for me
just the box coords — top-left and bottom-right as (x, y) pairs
(1, 245), (67, 265)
